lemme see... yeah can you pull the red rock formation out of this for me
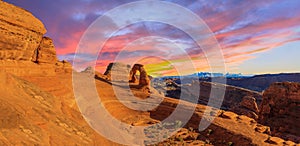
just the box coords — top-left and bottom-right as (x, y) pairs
(0, 1), (298, 145)
(129, 69), (138, 83)
(259, 82), (300, 142)
(129, 64), (151, 96)
(103, 62), (131, 81)
(129, 64), (150, 87)
(0, 1), (46, 61)
(230, 96), (259, 120)
(103, 63), (151, 87)
(103, 63), (151, 96)
(34, 37), (58, 64)
(0, 1), (71, 76)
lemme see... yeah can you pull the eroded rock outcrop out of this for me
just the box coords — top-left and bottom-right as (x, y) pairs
(230, 96), (259, 120)
(0, 1), (46, 61)
(103, 63), (151, 96)
(0, 1), (71, 76)
(103, 62), (131, 81)
(33, 37), (58, 64)
(259, 82), (300, 142)
(129, 64), (150, 87)
(129, 64), (151, 97)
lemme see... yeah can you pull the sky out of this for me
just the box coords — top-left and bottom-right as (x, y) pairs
(5, 0), (300, 76)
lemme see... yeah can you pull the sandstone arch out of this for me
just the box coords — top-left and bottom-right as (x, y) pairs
(129, 64), (150, 87)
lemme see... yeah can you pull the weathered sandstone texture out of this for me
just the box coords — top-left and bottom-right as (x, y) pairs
(0, 1), (71, 76)
(0, 1), (46, 61)
(104, 62), (131, 81)
(259, 82), (300, 142)
(33, 37), (58, 64)
(230, 96), (259, 120)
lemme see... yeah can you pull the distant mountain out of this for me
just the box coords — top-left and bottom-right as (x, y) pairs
(157, 73), (300, 92)
(225, 73), (300, 92)
(160, 72), (251, 79)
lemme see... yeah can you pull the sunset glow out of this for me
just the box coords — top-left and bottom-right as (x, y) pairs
(6, 0), (300, 76)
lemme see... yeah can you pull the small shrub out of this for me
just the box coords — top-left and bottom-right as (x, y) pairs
(207, 129), (213, 135)
(189, 127), (194, 132)
(205, 139), (211, 144)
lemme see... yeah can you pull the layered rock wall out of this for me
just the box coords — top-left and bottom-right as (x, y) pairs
(0, 1), (46, 61)
(33, 37), (58, 64)
(0, 1), (71, 76)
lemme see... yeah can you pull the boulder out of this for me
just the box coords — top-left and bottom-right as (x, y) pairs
(219, 111), (238, 120)
(230, 96), (259, 119)
(265, 136), (285, 145)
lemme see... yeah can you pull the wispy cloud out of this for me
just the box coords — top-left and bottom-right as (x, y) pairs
(6, 0), (300, 75)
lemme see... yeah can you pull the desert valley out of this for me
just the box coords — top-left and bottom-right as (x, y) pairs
(0, 1), (299, 146)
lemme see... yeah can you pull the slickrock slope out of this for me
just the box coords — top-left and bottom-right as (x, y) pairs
(259, 82), (300, 143)
(0, 71), (119, 145)
(1, 70), (296, 145)
(94, 74), (294, 146)
(0, 1), (115, 145)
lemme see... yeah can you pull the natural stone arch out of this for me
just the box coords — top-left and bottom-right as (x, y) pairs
(129, 64), (150, 87)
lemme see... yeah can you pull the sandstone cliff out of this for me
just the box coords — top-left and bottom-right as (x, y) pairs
(0, 1), (71, 77)
(259, 82), (300, 143)
(0, 1), (45, 61)
(33, 37), (58, 64)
